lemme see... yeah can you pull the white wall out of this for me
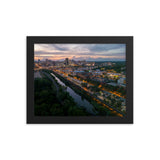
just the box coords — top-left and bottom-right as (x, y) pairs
(0, 0), (160, 160)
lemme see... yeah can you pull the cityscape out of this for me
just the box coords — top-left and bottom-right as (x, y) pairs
(34, 44), (126, 117)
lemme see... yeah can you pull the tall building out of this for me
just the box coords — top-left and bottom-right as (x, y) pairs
(65, 58), (69, 65)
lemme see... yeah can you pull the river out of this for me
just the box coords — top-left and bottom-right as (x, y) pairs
(50, 73), (96, 115)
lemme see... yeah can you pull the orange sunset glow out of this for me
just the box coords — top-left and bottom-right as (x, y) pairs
(34, 44), (126, 61)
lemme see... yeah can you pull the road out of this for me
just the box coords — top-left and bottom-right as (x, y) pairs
(53, 71), (125, 117)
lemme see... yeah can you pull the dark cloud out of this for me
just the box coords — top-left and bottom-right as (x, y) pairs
(35, 51), (66, 55)
(88, 44), (125, 52)
(52, 44), (69, 51)
(35, 44), (126, 61)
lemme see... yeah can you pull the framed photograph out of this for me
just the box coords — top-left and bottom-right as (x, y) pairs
(27, 36), (133, 124)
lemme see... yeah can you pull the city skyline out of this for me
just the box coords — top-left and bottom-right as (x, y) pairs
(34, 44), (126, 61)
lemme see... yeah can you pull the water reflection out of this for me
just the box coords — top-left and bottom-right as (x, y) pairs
(51, 73), (95, 115)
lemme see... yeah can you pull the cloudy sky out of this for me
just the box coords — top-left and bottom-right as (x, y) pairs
(34, 44), (126, 61)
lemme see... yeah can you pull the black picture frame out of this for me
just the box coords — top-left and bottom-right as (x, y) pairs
(27, 36), (133, 124)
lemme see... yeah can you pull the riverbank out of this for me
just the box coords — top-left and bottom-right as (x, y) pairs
(43, 69), (120, 116)
(50, 72), (96, 115)
(34, 73), (91, 116)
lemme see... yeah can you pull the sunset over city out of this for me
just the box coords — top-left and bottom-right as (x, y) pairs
(34, 43), (126, 117)
(34, 44), (126, 61)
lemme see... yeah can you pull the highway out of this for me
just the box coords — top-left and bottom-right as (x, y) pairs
(53, 70), (125, 117)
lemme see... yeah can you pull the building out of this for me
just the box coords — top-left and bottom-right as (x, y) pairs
(118, 78), (126, 84)
(64, 58), (69, 65)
